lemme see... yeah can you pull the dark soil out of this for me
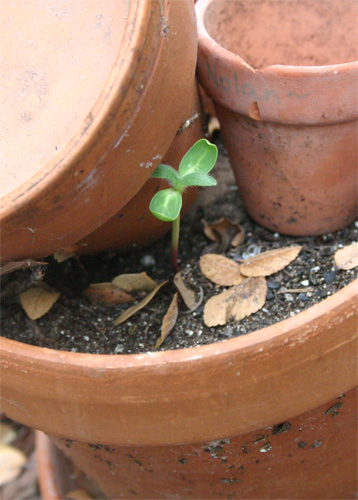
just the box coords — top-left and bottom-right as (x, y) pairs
(1, 136), (357, 355)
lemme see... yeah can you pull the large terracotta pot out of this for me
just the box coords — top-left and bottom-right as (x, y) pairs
(1, 279), (357, 499)
(0, 0), (197, 263)
(196, 0), (358, 235)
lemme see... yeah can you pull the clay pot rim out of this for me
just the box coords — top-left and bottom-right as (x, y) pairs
(196, 0), (358, 77)
(2, 278), (357, 368)
(0, 0), (152, 220)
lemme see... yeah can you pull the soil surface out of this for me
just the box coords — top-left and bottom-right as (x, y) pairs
(1, 135), (357, 355)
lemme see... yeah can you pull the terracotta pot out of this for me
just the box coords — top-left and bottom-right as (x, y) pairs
(196, 0), (358, 235)
(69, 82), (204, 255)
(1, 279), (357, 498)
(0, 0), (197, 263)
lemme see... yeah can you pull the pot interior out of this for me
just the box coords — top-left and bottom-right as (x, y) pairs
(0, 0), (126, 199)
(205, 0), (358, 69)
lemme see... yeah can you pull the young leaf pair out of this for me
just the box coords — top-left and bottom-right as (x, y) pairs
(149, 138), (218, 222)
(149, 138), (218, 271)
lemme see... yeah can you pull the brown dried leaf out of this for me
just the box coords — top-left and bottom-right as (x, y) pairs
(114, 281), (168, 325)
(334, 242), (358, 270)
(156, 292), (179, 348)
(66, 488), (95, 500)
(231, 225), (245, 247)
(200, 254), (244, 286)
(240, 246), (302, 277)
(112, 272), (157, 293)
(174, 272), (197, 309)
(0, 260), (47, 276)
(204, 277), (267, 327)
(203, 218), (244, 251)
(84, 283), (134, 305)
(19, 287), (60, 320)
(0, 443), (27, 487)
(0, 423), (16, 445)
(53, 250), (76, 263)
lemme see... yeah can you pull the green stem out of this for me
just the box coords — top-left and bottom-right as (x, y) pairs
(171, 216), (180, 272)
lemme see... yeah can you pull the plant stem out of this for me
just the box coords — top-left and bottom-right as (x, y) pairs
(171, 216), (180, 271)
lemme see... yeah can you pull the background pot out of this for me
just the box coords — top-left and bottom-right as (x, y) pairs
(196, 0), (358, 235)
(0, 0), (197, 263)
(68, 82), (204, 255)
(1, 279), (357, 498)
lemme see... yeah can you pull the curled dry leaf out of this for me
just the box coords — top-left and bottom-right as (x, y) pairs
(66, 488), (95, 500)
(200, 254), (244, 286)
(114, 281), (168, 325)
(0, 259), (47, 276)
(204, 277), (267, 327)
(0, 423), (16, 445)
(334, 242), (358, 270)
(112, 272), (157, 293)
(0, 443), (27, 487)
(84, 283), (134, 306)
(240, 246), (302, 277)
(53, 250), (76, 263)
(203, 218), (244, 251)
(174, 272), (197, 310)
(156, 292), (179, 348)
(19, 286), (60, 320)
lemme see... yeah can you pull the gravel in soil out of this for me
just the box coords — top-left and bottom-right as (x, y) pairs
(1, 136), (357, 355)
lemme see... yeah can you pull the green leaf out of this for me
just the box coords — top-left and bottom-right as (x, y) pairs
(151, 164), (180, 188)
(178, 139), (218, 177)
(149, 189), (182, 222)
(180, 173), (217, 188)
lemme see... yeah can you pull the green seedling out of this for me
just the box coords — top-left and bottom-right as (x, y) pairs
(149, 138), (218, 271)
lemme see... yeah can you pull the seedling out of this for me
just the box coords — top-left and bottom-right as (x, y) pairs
(149, 138), (218, 270)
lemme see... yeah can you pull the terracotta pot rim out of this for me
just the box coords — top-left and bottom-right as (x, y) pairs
(0, 0), (162, 220)
(2, 278), (357, 368)
(196, 0), (358, 75)
(196, 0), (358, 124)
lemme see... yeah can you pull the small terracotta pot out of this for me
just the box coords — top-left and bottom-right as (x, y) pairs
(196, 0), (358, 235)
(0, 0), (197, 263)
(1, 279), (357, 498)
(69, 82), (204, 255)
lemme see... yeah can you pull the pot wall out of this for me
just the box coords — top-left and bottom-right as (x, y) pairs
(196, 0), (358, 235)
(50, 388), (357, 499)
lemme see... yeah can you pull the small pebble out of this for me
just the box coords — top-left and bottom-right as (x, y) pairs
(298, 293), (309, 302)
(242, 244), (261, 259)
(140, 254), (156, 267)
(222, 326), (234, 337)
(323, 270), (335, 285)
(267, 280), (281, 290)
(284, 293), (294, 302)
(301, 280), (310, 287)
(266, 289), (275, 300)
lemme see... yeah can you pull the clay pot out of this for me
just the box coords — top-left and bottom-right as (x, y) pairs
(196, 0), (358, 235)
(0, 0), (197, 263)
(1, 279), (357, 498)
(69, 83), (204, 255)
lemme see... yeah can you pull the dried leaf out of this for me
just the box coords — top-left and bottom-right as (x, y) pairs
(114, 281), (168, 325)
(203, 218), (244, 251)
(19, 287), (60, 320)
(66, 488), (95, 500)
(156, 292), (179, 348)
(84, 283), (135, 305)
(174, 272), (197, 309)
(0, 423), (16, 445)
(200, 254), (244, 286)
(0, 443), (27, 487)
(240, 246), (302, 277)
(53, 250), (76, 263)
(0, 260), (47, 276)
(204, 277), (267, 327)
(334, 242), (358, 270)
(112, 272), (157, 293)
(231, 225), (245, 247)
(208, 116), (220, 138)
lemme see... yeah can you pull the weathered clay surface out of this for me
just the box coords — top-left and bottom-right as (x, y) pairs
(196, 0), (358, 235)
